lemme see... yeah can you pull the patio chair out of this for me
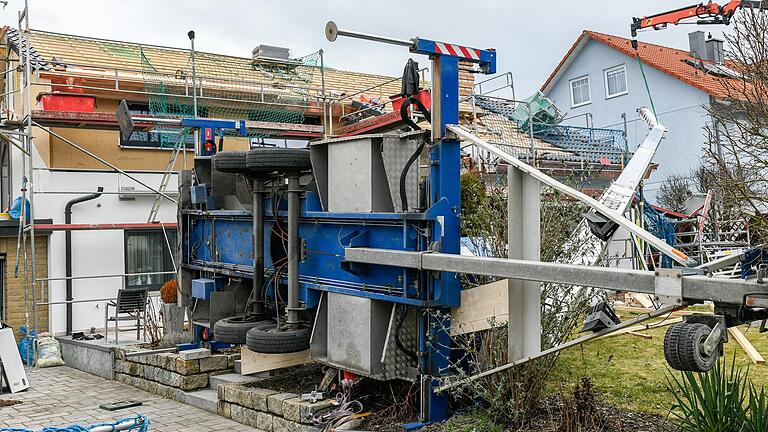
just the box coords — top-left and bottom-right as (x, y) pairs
(104, 288), (148, 344)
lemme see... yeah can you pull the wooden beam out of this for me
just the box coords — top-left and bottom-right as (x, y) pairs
(240, 347), (311, 375)
(727, 327), (765, 365)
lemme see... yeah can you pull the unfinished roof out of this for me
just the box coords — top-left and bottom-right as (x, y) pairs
(541, 30), (743, 100)
(19, 28), (406, 103)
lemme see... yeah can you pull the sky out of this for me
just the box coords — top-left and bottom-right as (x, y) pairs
(2, 0), (730, 98)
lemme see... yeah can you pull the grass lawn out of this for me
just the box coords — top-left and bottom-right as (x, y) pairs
(551, 307), (768, 416)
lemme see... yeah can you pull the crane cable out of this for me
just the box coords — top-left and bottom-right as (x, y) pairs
(633, 42), (658, 117)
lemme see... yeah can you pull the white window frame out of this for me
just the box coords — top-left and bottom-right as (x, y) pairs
(604, 64), (628, 99)
(569, 75), (591, 108)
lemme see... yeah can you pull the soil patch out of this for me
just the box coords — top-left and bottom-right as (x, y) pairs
(246, 362), (327, 393)
(0, 399), (22, 408)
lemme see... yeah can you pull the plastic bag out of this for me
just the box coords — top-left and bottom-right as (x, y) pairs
(17, 325), (35, 365)
(36, 332), (65, 368)
(9, 196), (30, 221)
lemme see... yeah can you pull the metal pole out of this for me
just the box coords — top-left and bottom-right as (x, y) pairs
(31, 122), (177, 203)
(286, 176), (300, 325)
(188, 31), (199, 158)
(252, 179), (265, 314)
(438, 304), (679, 392)
(319, 50), (327, 139)
(325, 21), (413, 48)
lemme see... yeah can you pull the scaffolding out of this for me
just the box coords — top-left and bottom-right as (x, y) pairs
(0, 2), (336, 360)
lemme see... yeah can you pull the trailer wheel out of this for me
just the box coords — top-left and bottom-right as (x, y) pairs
(245, 321), (311, 353)
(213, 151), (248, 174)
(664, 322), (719, 372)
(213, 315), (273, 345)
(246, 148), (311, 175)
(664, 322), (685, 370)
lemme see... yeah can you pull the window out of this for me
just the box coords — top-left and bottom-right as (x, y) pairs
(119, 103), (197, 150)
(604, 65), (628, 98)
(125, 230), (176, 290)
(570, 76), (591, 107)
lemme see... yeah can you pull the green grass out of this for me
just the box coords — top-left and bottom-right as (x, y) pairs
(439, 411), (505, 432)
(551, 310), (768, 417)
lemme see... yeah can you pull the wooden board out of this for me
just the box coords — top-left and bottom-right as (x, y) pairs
(727, 327), (765, 365)
(240, 347), (311, 375)
(450, 279), (508, 336)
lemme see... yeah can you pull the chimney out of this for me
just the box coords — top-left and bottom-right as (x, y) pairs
(252, 45), (291, 61)
(706, 34), (724, 65)
(689, 31), (707, 61)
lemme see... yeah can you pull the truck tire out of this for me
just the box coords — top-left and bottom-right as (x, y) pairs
(213, 151), (248, 174)
(246, 148), (311, 175)
(245, 321), (311, 353)
(213, 315), (271, 345)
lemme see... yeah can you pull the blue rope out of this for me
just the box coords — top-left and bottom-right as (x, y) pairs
(0, 415), (149, 432)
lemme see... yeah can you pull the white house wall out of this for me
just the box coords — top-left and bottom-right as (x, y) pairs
(34, 168), (178, 334)
(544, 39), (712, 202)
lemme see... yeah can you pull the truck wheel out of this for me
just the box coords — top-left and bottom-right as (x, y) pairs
(665, 322), (719, 372)
(213, 315), (272, 345)
(246, 148), (311, 175)
(213, 151), (248, 174)
(245, 321), (311, 353)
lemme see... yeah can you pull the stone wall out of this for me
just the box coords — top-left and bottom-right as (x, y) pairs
(114, 349), (237, 403)
(217, 384), (334, 432)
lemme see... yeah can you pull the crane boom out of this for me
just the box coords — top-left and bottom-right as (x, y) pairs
(631, 0), (766, 37)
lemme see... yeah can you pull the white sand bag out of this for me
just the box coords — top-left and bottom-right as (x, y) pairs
(36, 332), (65, 368)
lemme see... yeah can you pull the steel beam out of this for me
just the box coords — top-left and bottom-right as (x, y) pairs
(343, 247), (768, 306)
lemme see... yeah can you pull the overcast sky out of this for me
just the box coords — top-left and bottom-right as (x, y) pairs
(3, 0), (731, 97)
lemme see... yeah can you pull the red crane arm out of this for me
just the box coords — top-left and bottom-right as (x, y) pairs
(630, 1), (764, 37)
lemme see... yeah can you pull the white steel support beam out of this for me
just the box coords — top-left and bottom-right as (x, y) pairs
(508, 167), (541, 360)
(343, 247), (768, 307)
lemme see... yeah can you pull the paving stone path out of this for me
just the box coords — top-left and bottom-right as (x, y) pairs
(0, 366), (261, 431)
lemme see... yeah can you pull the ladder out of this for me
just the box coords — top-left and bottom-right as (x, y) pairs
(147, 135), (184, 223)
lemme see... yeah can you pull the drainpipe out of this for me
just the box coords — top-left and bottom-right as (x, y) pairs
(65, 187), (103, 335)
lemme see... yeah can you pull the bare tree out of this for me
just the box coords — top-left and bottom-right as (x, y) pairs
(704, 9), (768, 243)
(657, 174), (693, 212)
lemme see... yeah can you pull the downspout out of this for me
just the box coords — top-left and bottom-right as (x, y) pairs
(65, 187), (103, 335)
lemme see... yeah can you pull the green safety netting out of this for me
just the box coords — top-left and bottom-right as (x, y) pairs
(140, 47), (321, 145)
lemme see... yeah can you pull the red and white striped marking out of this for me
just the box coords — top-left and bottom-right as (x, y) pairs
(434, 42), (480, 60)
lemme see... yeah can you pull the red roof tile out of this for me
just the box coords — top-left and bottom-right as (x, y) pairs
(542, 30), (741, 100)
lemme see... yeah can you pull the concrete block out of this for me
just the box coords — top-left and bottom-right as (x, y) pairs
(178, 373), (209, 391)
(230, 404), (260, 428)
(178, 348), (211, 360)
(272, 416), (321, 432)
(209, 373), (262, 390)
(174, 357), (200, 375)
(283, 397), (335, 424)
(268, 392), (297, 416)
(257, 411), (275, 432)
(248, 387), (279, 411)
(183, 389), (219, 413)
(199, 355), (228, 372)
(218, 401), (232, 419)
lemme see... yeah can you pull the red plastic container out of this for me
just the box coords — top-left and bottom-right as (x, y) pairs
(37, 93), (96, 112)
(390, 88), (431, 112)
